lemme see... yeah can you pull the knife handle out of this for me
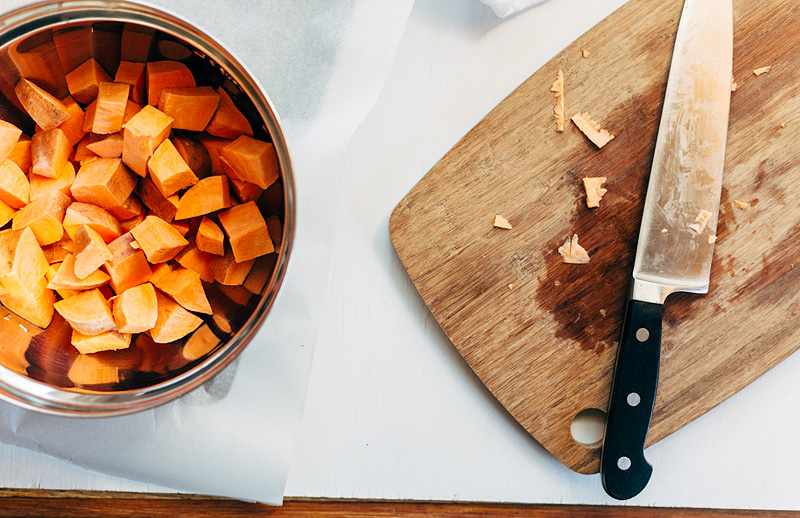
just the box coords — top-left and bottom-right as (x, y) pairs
(601, 299), (663, 500)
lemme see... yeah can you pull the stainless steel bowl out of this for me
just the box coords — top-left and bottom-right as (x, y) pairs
(0, 0), (294, 415)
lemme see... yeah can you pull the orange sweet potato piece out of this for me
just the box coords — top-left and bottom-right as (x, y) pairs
(114, 61), (145, 104)
(120, 24), (154, 63)
(47, 254), (110, 291)
(150, 289), (202, 343)
(135, 174), (179, 221)
(65, 58), (111, 104)
(92, 82), (130, 134)
(71, 329), (131, 354)
(129, 215), (188, 263)
(211, 248), (254, 286)
(171, 219), (191, 236)
(0, 120), (22, 162)
(85, 132), (123, 158)
(182, 323), (220, 361)
(196, 134), (229, 176)
(0, 275), (54, 329)
(0, 159), (30, 208)
(205, 89), (253, 139)
(0, 199), (17, 228)
(218, 284), (251, 306)
(0, 227), (48, 299)
(111, 281), (157, 333)
(220, 136), (279, 190)
(107, 193), (142, 221)
(243, 253), (276, 295)
(228, 177), (262, 203)
(73, 135), (96, 163)
(42, 234), (73, 264)
(71, 157), (137, 212)
(73, 224), (113, 279)
(174, 176), (230, 220)
(30, 161), (75, 201)
(149, 262), (174, 285)
(121, 105), (173, 176)
(103, 232), (152, 293)
(157, 86), (219, 132)
(119, 211), (146, 234)
(172, 135), (211, 179)
(176, 243), (215, 283)
(146, 61), (195, 106)
(147, 139), (198, 197)
(15, 78), (71, 130)
(37, 96), (86, 147)
(195, 216), (224, 256)
(154, 267), (211, 314)
(63, 202), (121, 243)
(81, 99), (97, 132)
(54, 288), (115, 335)
(31, 128), (70, 178)
(11, 190), (71, 246)
(217, 201), (273, 263)
(8, 138), (32, 172)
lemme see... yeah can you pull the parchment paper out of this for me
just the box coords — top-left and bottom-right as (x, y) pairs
(0, 0), (414, 504)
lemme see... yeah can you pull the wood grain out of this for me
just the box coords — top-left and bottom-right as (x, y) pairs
(0, 491), (798, 518)
(390, 0), (800, 474)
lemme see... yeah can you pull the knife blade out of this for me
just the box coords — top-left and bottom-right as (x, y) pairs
(600, 0), (733, 500)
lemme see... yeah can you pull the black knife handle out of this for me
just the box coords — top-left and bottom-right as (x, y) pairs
(601, 299), (663, 500)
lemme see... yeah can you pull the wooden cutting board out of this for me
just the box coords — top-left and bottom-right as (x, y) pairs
(390, 0), (800, 474)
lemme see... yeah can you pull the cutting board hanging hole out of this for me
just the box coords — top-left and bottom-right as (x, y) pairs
(570, 408), (606, 449)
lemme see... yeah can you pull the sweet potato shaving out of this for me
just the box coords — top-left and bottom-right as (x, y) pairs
(582, 177), (607, 208)
(557, 234), (590, 264)
(733, 199), (749, 209)
(493, 214), (512, 229)
(753, 66), (772, 76)
(571, 112), (614, 148)
(688, 210), (712, 234)
(550, 70), (565, 132)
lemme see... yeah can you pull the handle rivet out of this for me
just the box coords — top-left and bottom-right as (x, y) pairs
(617, 456), (632, 471)
(635, 328), (650, 342)
(627, 392), (641, 407)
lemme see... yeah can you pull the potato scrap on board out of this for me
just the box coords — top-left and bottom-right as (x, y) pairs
(571, 112), (614, 148)
(688, 210), (712, 234)
(582, 177), (607, 208)
(582, 49), (591, 58)
(550, 70), (565, 132)
(733, 199), (749, 209)
(493, 214), (512, 229)
(753, 66), (772, 76)
(557, 234), (590, 264)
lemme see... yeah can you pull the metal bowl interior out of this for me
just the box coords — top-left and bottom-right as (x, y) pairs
(0, 0), (294, 415)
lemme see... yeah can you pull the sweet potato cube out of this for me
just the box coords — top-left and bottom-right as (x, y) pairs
(114, 61), (145, 104)
(121, 105), (173, 176)
(8, 138), (32, 173)
(220, 136), (278, 190)
(71, 157), (137, 211)
(81, 99), (97, 132)
(148, 139), (198, 197)
(0, 120), (22, 162)
(63, 202), (121, 243)
(195, 216), (224, 256)
(119, 212), (146, 234)
(68, 352), (119, 385)
(15, 78), (70, 130)
(174, 176), (230, 220)
(47, 254), (110, 290)
(85, 132), (123, 158)
(47, 96), (86, 147)
(0, 199), (16, 228)
(112, 282), (157, 333)
(30, 161), (75, 201)
(218, 284), (252, 306)
(0, 276), (54, 328)
(0, 227), (48, 299)
(146, 61), (195, 106)
(229, 177), (262, 203)
(65, 58), (111, 104)
(54, 288), (115, 336)
(182, 324), (220, 361)
(73, 225), (113, 280)
(211, 249), (254, 285)
(150, 289), (202, 343)
(42, 234), (73, 264)
(176, 244), (215, 282)
(205, 89), (253, 139)
(71, 329), (131, 354)
(172, 135), (212, 179)
(92, 82), (130, 134)
(103, 232), (152, 293)
(243, 253), (276, 295)
(12, 190), (71, 246)
(154, 267), (211, 314)
(107, 193), (142, 221)
(129, 215), (188, 263)
(0, 159), (30, 208)
(135, 174), (179, 221)
(196, 134), (230, 176)
(217, 201), (273, 262)
(149, 262), (174, 285)
(31, 128), (71, 178)
(73, 135), (96, 163)
(157, 86), (219, 132)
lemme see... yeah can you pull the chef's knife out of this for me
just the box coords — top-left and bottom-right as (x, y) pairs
(600, 0), (733, 500)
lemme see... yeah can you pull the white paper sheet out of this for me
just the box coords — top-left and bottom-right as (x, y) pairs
(0, 0), (414, 504)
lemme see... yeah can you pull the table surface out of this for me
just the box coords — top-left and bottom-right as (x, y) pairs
(4, 0), (800, 509)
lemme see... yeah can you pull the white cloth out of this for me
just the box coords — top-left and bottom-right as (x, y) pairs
(0, 0), (414, 505)
(480, 0), (547, 17)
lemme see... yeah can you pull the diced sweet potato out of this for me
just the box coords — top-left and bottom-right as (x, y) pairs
(243, 253), (276, 295)
(196, 134), (229, 176)
(123, 100), (141, 124)
(39, 96), (86, 147)
(54, 288), (115, 336)
(146, 61), (195, 107)
(30, 161), (75, 201)
(135, 174), (179, 221)
(150, 289), (203, 343)
(220, 136), (278, 190)
(31, 128), (71, 178)
(120, 24), (154, 63)
(47, 254), (110, 290)
(229, 177), (263, 203)
(71, 157), (137, 211)
(42, 234), (73, 264)
(172, 135), (212, 179)
(65, 58), (110, 104)
(121, 105), (173, 176)
(8, 138), (32, 173)
(112, 282), (157, 333)
(119, 211), (146, 234)
(154, 267), (211, 314)
(92, 82), (130, 134)
(63, 202), (121, 243)
(0, 120), (22, 162)
(0, 227), (48, 299)
(170, 219), (190, 236)
(73, 225), (113, 279)
(107, 193), (142, 221)
(182, 323), (220, 361)
(114, 61), (145, 104)
(73, 135), (96, 163)
(211, 248), (254, 285)
(0, 199), (17, 228)
(205, 89), (253, 139)
(157, 86), (220, 132)
(129, 215), (188, 263)
(11, 190), (71, 246)
(82, 99), (97, 132)
(15, 78), (70, 130)
(71, 329), (131, 354)
(174, 176), (230, 220)
(52, 27), (94, 80)
(148, 139), (198, 197)
(103, 232), (152, 293)
(0, 275), (54, 329)
(218, 284), (251, 306)
(217, 201), (273, 263)
(0, 159), (30, 208)
(68, 352), (119, 385)
(175, 243), (215, 283)
(149, 262), (174, 285)
(85, 132), (123, 158)
(195, 216), (224, 256)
